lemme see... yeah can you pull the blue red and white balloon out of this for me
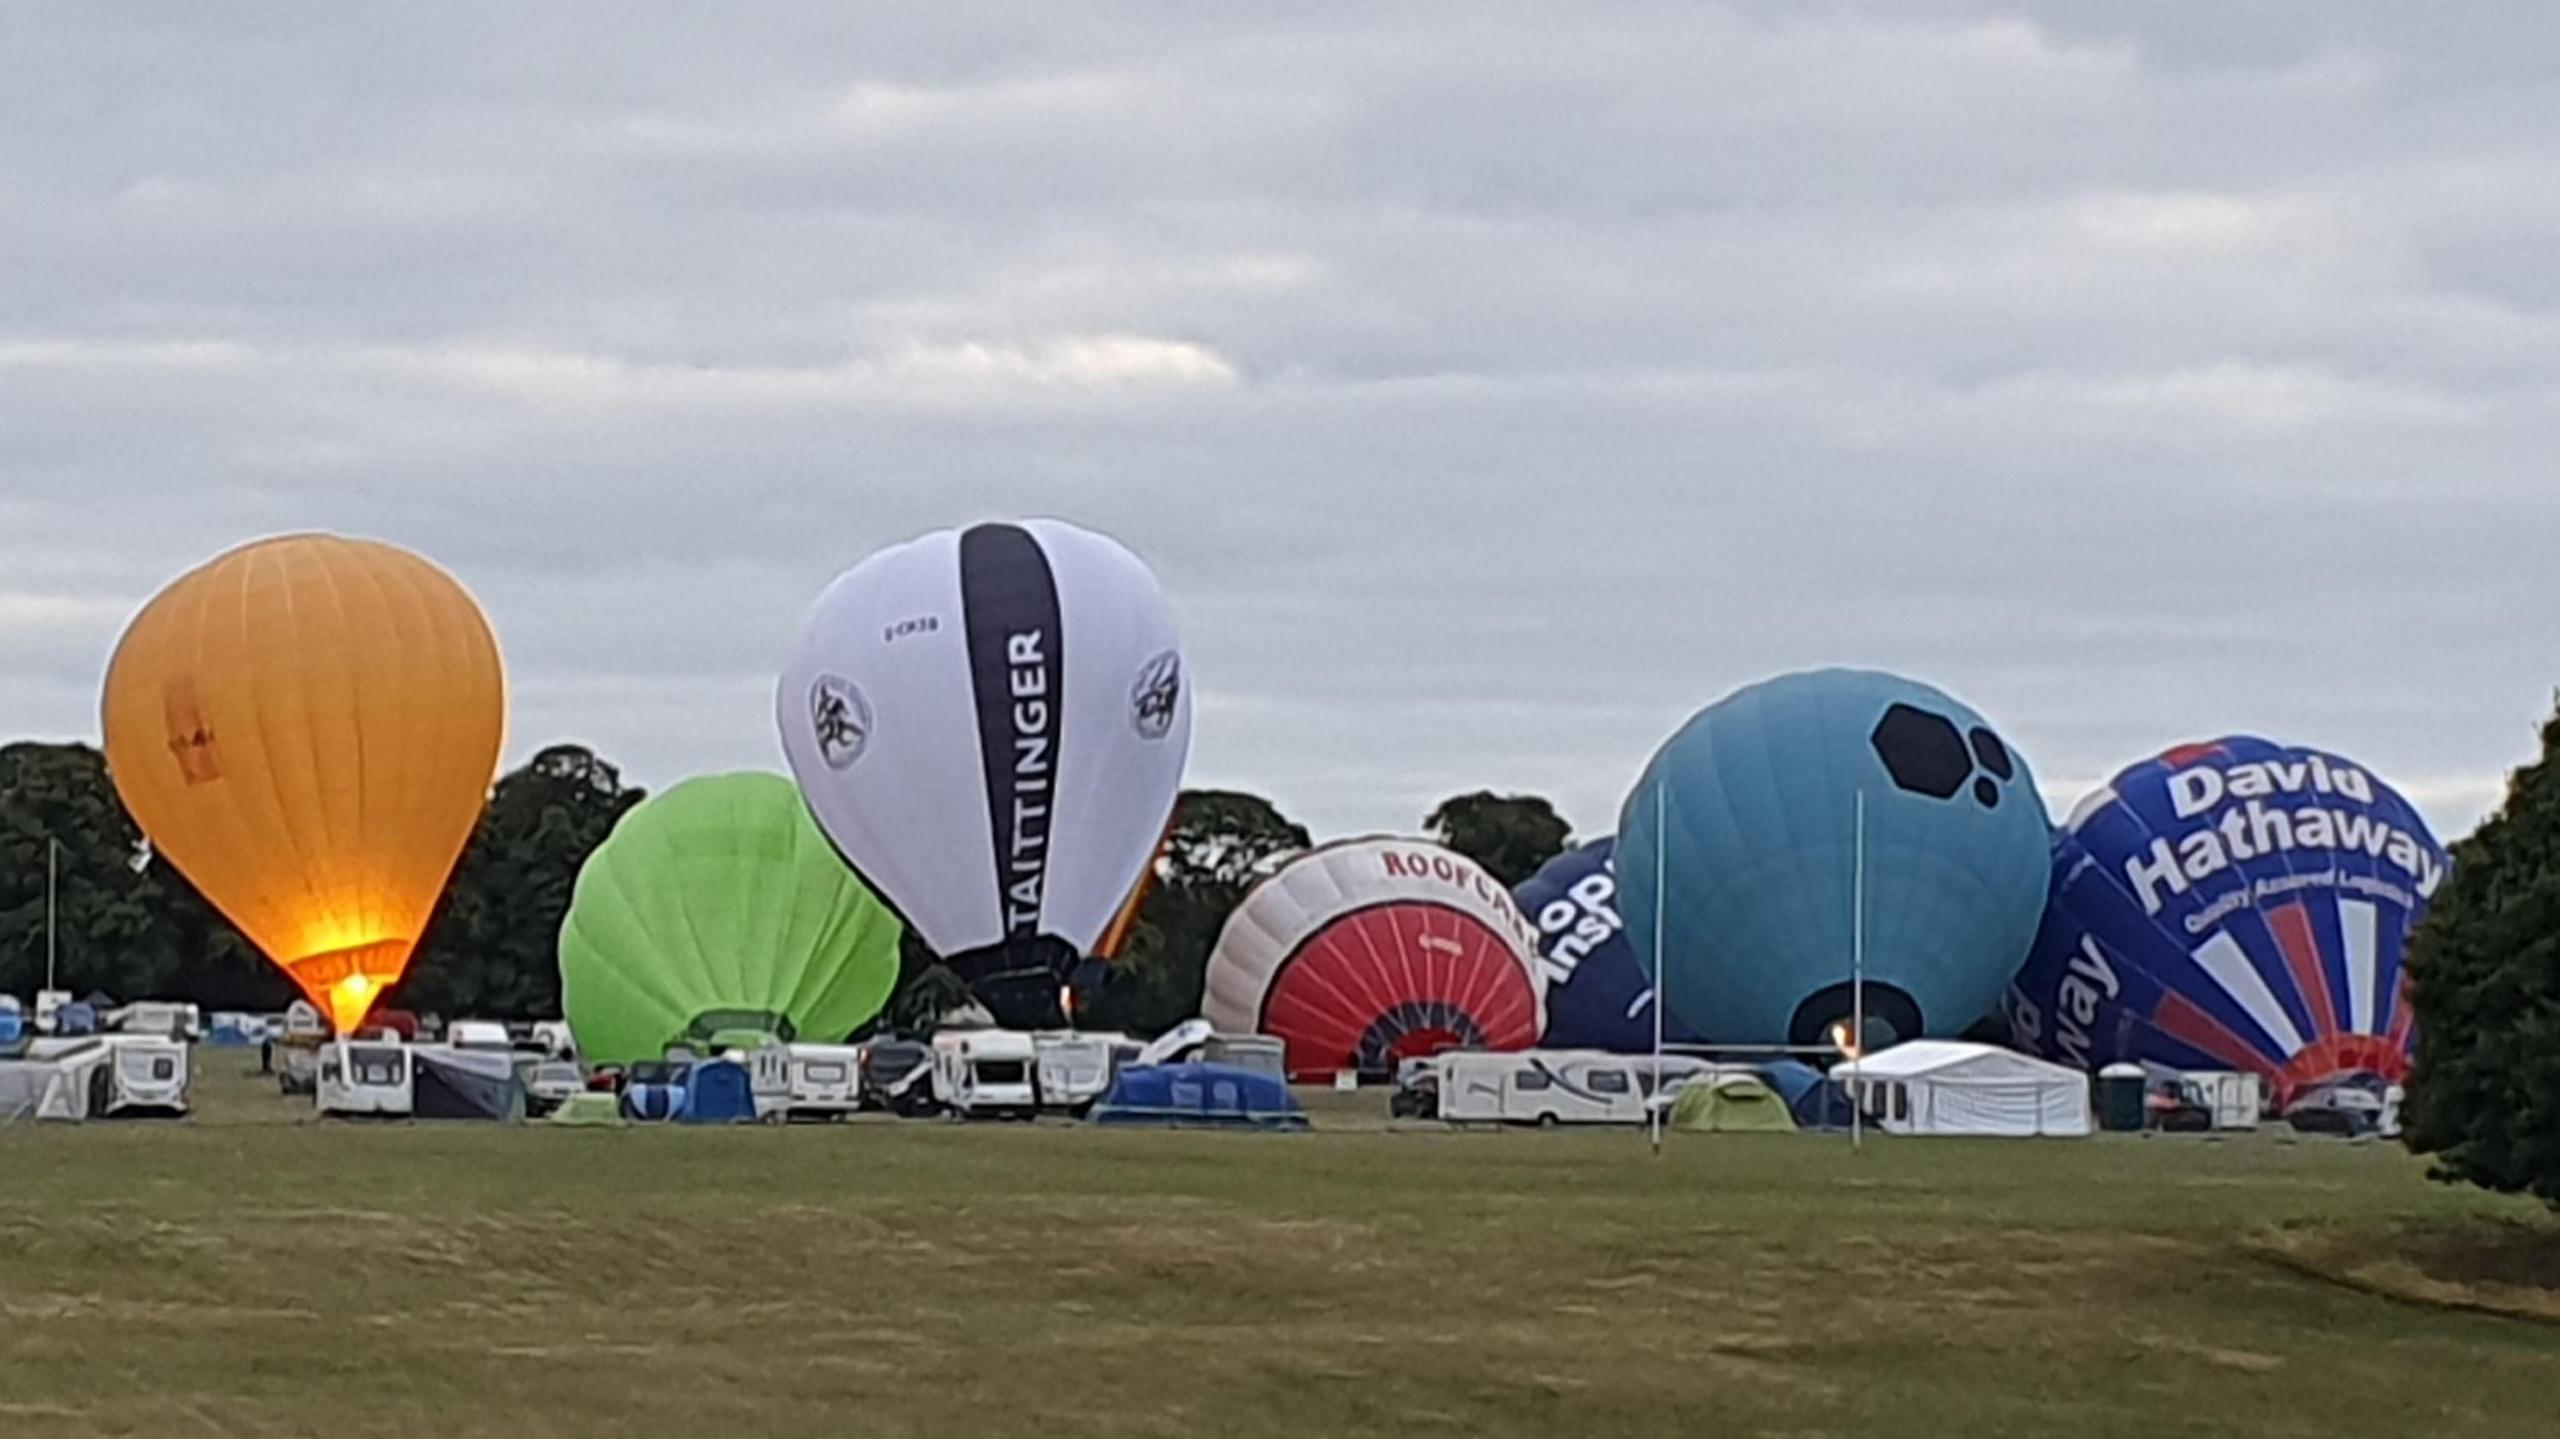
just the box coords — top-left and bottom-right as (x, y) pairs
(2005, 737), (2447, 1107)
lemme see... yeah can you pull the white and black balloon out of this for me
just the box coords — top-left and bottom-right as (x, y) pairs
(778, 519), (1192, 1025)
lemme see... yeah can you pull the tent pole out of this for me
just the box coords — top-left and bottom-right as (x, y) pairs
(1649, 783), (1667, 1158)
(45, 837), (60, 993)
(1852, 789), (1864, 1155)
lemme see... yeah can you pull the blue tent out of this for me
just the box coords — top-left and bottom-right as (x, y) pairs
(676, 1059), (757, 1124)
(1090, 1062), (1309, 1131)
(1760, 1060), (1855, 1131)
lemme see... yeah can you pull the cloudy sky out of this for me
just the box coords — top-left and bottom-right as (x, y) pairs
(4, 2), (2553, 843)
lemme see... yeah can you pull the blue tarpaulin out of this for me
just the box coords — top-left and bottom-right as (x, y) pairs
(1090, 1062), (1308, 1131)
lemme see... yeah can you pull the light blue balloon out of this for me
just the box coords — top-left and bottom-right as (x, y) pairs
(1617, 668), (2051, 1048)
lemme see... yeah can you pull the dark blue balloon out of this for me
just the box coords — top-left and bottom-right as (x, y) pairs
(1618, 668), (2051, 1048)
(2005, 737), (2447, 1107)
(1512, 839), (1698, 1052)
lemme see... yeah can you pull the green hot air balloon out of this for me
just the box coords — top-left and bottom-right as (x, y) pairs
(560, 771), (902, 1065)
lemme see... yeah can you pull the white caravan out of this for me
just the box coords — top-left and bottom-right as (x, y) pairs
(780, 1044), (866, 1120)
(1200, 1034), (1288, 1083)
(111, 1000), (202, 1040)
(931, 1029), (1039, 1118)
(446, 1020), (513, 1052)
(1031, 1031), (1125, 1114)
(317, 1039), (415, 1118)
(104, 1035), (190, 1117)
(1437, 1051), (1651, 1126)
(33, 989), (71, 1035)
(2175, 1070), (2261, 1130)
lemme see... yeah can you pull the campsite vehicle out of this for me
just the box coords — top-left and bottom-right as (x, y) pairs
(446, 1019), (512, 1052)
(1438, 1050), (1649, 1126)
(317, 1039), (415, 1118)
(361, 1009), (420, 1042)
(1835, 1041), (2093, 1137)
(1134, 1018), (1215, 1068)
(283, 1000), (327, 1044)
(33, 989), (69, 1035)
(522, 1061), (587, 1117)
(277, 1047), (320, 1096)
(530, 1021), (577, 1060)
(0, 1040), (114, 1122)
(1032, 1031), (1124, 1114)
(103, 1035), (190, 1117)
(1389, 1056), (1442, 1119)
(862, 1039), (936, 1116)
(1200, 1034), (1288, 1083)
(781, 1044), (866, 1120)
(111, 1001), (201, 1040)
(2285, 1082), (2385, 1138)
(931, 1029), (1039, 1119)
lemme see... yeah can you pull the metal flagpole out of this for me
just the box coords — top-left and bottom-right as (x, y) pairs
(1851, 790), (1865, 1154)
(1649, 783), (1668, 1157)
(45, 838), (60, 992)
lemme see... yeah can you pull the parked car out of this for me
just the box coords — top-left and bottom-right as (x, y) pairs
(521, 1060), (587, 1117)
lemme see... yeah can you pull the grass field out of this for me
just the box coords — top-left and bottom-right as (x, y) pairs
(4, 1062), (2557, 1438)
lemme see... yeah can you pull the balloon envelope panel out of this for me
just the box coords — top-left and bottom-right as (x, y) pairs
(1616, 668), (2050, 1047)
(1204, 838), (1546, 1079)
(559, 772), (902, 1066)
(2005, 737), (2447, 1106)
(1512, 838), (1693, 1052)
(101, 533), (505, 1032)
(777, 519), (1190, 1024)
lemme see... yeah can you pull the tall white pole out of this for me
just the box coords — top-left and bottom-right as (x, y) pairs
(45, 838), (60, 992)
(1649, 783), (1668, 1157)
(1851, 790), (1865, 1154)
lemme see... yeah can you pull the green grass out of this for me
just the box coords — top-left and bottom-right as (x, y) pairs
(3, 1064), (2556, 1438)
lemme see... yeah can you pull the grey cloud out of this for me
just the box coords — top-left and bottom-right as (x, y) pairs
(3, 2), (2554, 848)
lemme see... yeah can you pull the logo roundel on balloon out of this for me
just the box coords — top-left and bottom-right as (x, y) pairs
(1203, 837), (1547, 1080)
(778, 519), (1192, 1028)
(101, 534), (505, 1034)
(2005, 737), (2448, 1109)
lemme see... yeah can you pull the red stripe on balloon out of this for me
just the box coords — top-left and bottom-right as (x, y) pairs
(2265, 902), (2339, 1044)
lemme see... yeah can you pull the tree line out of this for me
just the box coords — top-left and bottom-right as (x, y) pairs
(0, 739), (1573, 1034)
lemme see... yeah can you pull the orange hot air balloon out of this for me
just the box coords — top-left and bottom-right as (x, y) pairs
(102, 534), (505, 1032)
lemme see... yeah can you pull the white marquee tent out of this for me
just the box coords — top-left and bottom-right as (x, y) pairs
(1838, 1040), (2091, 1138)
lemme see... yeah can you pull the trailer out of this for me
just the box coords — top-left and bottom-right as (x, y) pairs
(782, 1043), (866, 1120)
(932, 1029), (1039, 1118)
(103, 1035), (190, 1117)
(317, 1039), (414, 1118)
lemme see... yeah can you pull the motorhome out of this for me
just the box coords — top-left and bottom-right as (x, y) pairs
(932, 1029), (1039, 1118)
(317, 1039), (415, 1118)
(103, 1035), (190, 1117)
(1031, 1031), (1124, 1114)
(1437, 1051), (1651, 1126)
(782, 1044), (866, 1120)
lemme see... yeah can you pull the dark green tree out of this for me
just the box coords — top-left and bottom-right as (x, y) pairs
(396, 744), (645, 1019)
(2404, 700), (2560, 1208)
(0, 743), (170, 999)
(1424, 791), (1571, 887)
(1075, 788), (1312, 1034)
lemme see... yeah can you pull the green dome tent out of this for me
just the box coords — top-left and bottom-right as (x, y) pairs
(1670, 1074), (1799, 1134)
(560, 772), (902, 1066)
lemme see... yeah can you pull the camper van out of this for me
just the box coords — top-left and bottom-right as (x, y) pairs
(781, 1044), (866, 1120)
(1032, 1031), (1125, 1114)
(1437, 1051), (1651, 1126)
(317, 1039), (415, 1118)
(104, 1035), (190, 1117)
(932, 1029), (1039, 1118)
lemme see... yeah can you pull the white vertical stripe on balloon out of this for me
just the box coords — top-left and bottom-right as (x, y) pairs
(2341, 898), (2380, 1035)
(2191, 931), (2308, 1057)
